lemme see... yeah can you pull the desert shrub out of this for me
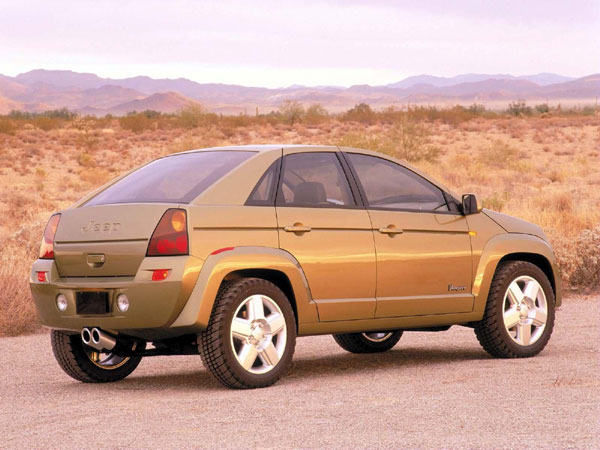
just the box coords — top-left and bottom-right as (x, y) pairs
(479, 140), (519, 167)
(32, 116), (62, 131)
(304, 104), (329, 125)
(279, 100), (305, 125)
(79, 168), (110, 187)
(569, 225), (600, 290)
(342, 103), (376, 123)
(482, 193), (506, 211)
(118, 112), (154, 133)
(0, 117), (16, 135)
(535, 103), (550, 114)
(337, 121), (440, 163)
(77, 152), (96, 168)
(176, 104), (215, 128)
(0, 256), (39, 336)
(508, 100), (532, 116)
(392, 121), (441, 162)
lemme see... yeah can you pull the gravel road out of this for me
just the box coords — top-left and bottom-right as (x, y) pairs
(1, 297), (598, 449)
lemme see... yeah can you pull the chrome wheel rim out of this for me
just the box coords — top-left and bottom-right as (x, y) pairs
(362, 331), (393, 342)
(230, 295), (287, 374)
(84, 347), (130, 370)
(503, 276), (548, 346)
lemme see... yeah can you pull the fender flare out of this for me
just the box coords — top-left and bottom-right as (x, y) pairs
(170, 246), (317, 329)
(472, 233), (562, 313)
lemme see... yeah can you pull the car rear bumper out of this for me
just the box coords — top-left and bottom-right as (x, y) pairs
(30, 255), (204, 336)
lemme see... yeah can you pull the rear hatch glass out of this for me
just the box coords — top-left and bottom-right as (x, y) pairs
(85, 151), (254, 206)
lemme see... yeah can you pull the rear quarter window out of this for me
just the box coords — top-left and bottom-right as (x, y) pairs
(85, 151), (254, 206)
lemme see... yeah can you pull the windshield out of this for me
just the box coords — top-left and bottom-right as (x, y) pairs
(85, 151), (254, 206)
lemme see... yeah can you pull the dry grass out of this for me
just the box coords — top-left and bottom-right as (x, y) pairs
(0, 111), (599, 336)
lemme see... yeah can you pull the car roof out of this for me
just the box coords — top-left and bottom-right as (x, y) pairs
(176, 144), (338, 155)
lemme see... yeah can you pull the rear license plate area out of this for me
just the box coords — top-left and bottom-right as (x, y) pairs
(76, 292), (109, 314)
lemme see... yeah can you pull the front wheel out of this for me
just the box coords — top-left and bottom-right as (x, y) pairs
(51, 330), (144, 382)
(474, 261), (555, 358)
(198, 278), (296, 389)
(333, 331), (403, 353)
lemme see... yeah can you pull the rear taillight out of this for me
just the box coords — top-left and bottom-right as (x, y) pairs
(39, 214), (61, 259)
(147, 209), (188, 256)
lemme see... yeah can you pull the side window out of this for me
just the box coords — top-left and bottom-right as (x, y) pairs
(277, 153), (355, 207)
(246, 160), (279, 205)
(347, 153), (449, 212)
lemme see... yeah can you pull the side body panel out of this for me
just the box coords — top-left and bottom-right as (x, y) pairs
(368, 210), (474, 317)
(188, 205), (279, 261)
(276, 207), (376, 321)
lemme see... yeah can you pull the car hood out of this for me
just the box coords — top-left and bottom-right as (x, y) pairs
(483, 210), (548, 242)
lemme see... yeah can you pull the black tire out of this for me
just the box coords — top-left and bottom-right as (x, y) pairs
(474, 261), (555, 358)
(50, 330), (144, 383)
(333, 331), (403, 353)
(198, 278), (296, 389)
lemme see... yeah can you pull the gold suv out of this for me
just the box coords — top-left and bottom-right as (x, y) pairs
(30, 145), (561, 388)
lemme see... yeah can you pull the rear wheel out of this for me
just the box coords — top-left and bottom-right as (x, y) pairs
(474, 261), (555, 358)
(50, 330), (144, 382)
(333, 331), (403, 353)
(198, 278), (296, 389)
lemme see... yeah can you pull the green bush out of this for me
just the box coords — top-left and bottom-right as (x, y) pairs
(342, 103), (376, 123)
(508, 100), (532, 116)
(304, 104), (329, 125)
(118, 113), (154, 132)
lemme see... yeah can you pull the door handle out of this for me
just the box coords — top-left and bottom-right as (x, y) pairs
(378, 226), (403, 235)
(284, 224), (312, 233)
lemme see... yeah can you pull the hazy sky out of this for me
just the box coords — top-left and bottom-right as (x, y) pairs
(1, 0), (598, 87)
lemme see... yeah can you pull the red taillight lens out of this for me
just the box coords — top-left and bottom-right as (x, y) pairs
(37, 271), (47, 282)
(147, 209), (188, 256)
(39, 214), (61, 259)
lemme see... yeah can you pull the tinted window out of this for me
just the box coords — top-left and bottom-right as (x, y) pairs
(277, 153), (355, 207)
(86, 151), (254, 206)
(246, 160), (279, 205)
(347, 153), (448, 211)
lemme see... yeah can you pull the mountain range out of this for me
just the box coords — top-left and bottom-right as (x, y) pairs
(0, 69), (598, 115)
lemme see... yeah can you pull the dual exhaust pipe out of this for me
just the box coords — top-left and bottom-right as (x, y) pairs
(81, 327), (117, 352)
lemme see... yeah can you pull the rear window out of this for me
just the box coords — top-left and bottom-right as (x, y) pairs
(85, 151), (254, 206)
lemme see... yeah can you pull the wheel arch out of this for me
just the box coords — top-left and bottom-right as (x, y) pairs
(169, 247), (317, 330)
(223, 268), (299, 329)
(473, 233), (563, 314)
(498, 252), (556, 298)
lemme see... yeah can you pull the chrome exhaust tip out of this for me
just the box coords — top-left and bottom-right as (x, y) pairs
(90, 327), (117, 352)
(81, 327), (92, 345)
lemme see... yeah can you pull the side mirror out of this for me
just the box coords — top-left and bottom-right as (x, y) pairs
(462, 193), (482, 215)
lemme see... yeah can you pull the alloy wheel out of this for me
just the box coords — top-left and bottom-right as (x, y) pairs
(502, 276), (548, 346)
(229, 294), (287, 374)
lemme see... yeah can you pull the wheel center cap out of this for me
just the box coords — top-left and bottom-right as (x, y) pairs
(519, 303), (529, 319)
(251, 326), (265, 343)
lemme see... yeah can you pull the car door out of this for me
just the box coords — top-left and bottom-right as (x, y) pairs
(276, 150), (376, 321)
(344, 152), (474, 318)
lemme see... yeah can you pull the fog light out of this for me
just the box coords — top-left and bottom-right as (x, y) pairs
(117, 294), (129, 312)
(56, 294), (67, 312)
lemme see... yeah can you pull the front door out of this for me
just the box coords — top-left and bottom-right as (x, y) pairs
(276, 150), (376, 321)
(344, 152), (473, 317)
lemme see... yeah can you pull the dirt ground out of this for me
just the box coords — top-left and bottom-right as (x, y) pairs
(0, 296), (598, 449)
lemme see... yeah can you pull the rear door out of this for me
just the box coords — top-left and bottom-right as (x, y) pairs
(276, 150), (376, 321)
(344, 152), (473, 317)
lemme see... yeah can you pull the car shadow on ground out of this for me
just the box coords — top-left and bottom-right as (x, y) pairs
(59, 345), (490, 392)
(287, 346), (490, 381)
